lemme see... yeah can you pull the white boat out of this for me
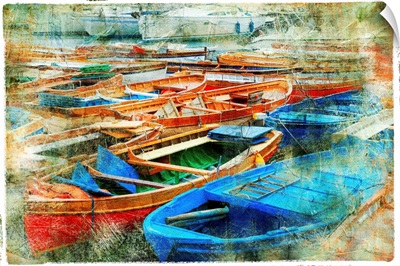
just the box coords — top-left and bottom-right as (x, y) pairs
(79, 5), (141, 37)
(79, 5), (165, 37)
(139, 5), (273, 41)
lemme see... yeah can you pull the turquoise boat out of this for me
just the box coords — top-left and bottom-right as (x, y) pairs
(143, 126), (392, 261)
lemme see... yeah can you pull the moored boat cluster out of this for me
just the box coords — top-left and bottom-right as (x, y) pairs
(4, 2), (394, 263)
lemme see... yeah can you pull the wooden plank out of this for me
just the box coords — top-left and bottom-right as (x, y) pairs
(154, 99), (180, 118)
(87, 166), (171, 189)
(241, 186), (270, 195)
(135, 136), (214, 160)
(127, 124), (218, 151)
(153, 85), (186, 91)
(127, 155), (212, 176)
(101, 126), (154, 138)
(181, 105), (222, 114)
(94, 120), (145, 129)
(100, 130), (132, 139)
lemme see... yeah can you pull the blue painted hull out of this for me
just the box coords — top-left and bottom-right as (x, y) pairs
(264, 90), (382, 152)
(143, 136), (392, 261)
(265, 109), (361, 150)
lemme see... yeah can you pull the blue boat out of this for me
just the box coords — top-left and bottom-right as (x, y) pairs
(143, 134), (392, 262)
(307, 89), (383, 116)
(260, 90), (382, 153)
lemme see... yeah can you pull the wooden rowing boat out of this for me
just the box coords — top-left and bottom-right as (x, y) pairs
(127, 46), (210, 61)
(143, 135), (392, 261)
(287, 76), (364, 104)
(6, 42), (168, 86)
(23, 125), (282, 254)
(6, 46), (86, 64)
(11, 121), (163, 176)
(260, 90), (383, 154)
(37, 74), (207, 107)
(102, 78), (292, 136)
(217, 52), (297, 69)
(217, 50), (366, 75)
(224, 49), (368, 73)
(7, 73), (125, 106)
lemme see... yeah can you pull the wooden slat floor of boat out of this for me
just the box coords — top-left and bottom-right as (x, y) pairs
(135, 136), (215, 161)
(227, 174), (300, 200)
(101, 126), (154, 139)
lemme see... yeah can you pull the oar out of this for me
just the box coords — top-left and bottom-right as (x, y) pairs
(166, 206), (229, 225)
(86, 165), (171, 189)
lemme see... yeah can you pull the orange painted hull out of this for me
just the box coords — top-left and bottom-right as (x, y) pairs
(24, 129), (282, 254)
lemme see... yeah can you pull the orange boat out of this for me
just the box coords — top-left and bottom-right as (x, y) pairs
(217, 52), (297, 69)
(23, 125), (282, 254)
(101, 78), (292, 136)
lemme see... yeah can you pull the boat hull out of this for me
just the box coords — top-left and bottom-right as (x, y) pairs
(150, 220), (344, 262)
(24, 206), (156, 254)
(23, 128), (282, 254)
(287, 80), (363, 104)
(267, 118), (358, 153)
(263, 90), (382, 153)
(120, 65), (167, 84)
(81, 15), (140, 37)
(143, 141), (392, 262)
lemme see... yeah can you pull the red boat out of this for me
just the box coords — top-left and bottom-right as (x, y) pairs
(287, 77), (364, 104)
(23, 125), (282, 254)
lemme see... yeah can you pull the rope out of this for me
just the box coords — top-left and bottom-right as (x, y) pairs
(293, 78), (317, 107)
(89, 194), (95, 233)
(277, 119), (309, 153)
